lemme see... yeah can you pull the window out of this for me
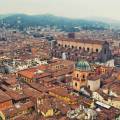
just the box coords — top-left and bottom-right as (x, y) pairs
(104, 49), (107, 54)
(72, 46), (74, 48)
(89, 73), (91, 76)
(83, 75), (85, 79)
(79, 47), (81, 50)
(96, 49), (98, 53)
(65, 45), (67, 48)
(77, 74), (79, 78)
(88, 85), (90, 89)
(75, 82), (77, 87)
(87, 48), (90, 52)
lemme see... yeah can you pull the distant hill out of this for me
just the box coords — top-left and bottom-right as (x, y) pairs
(86, 17), (120, 30)
(0, 14), (14, 19)
(0, 14), (110, 31)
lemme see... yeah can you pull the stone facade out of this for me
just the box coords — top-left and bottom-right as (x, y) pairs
(52, 38), (112, 63)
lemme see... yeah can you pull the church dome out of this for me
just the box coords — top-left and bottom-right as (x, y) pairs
(76, 60), (91, 71)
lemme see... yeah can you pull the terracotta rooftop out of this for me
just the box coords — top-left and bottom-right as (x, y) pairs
(22, 85), (43, 98)
(57, 37), (106, 45)
(96, 107), (120, 120)
(87, 75), (100, 81)
(2, 101), (34, 118)
(109, 81), (120, 95)
(49, 87), (77, 102)
(3, 76), (17, 85)
(5, 90), (28, 101)
(18, 68), (51, 79)
(28, 82), (47, 93)
(18, 68), (37, 79)
(0, 90), (11, 103)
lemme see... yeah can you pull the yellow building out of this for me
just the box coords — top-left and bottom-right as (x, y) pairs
(72, 60), (93, 91)
(57, 37), (104, 53)
(41, 109), (54, 117)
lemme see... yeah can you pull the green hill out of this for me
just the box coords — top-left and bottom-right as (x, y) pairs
(0, 14), (110, 31)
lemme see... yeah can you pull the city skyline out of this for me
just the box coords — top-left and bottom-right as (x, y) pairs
(0, 1), (120, 119)
(0, 0), (120, 21)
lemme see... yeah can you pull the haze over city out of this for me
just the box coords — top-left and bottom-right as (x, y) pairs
(0, 0), (120, 21)
(1, 0), (120, 120)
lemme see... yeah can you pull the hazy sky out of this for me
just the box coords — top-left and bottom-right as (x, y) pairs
(0, 0), (120, 20)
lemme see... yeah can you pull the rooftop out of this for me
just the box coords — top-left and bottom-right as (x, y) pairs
(57, 37), (105, 45)
(0, 90), (11, 103)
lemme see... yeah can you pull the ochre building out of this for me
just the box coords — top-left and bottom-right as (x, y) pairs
(57, 37), (104, 53)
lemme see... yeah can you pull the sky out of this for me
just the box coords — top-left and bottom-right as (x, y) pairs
(0, 0), (120, 20)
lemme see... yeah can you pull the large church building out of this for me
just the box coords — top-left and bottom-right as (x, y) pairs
(54, 37), (112, 63)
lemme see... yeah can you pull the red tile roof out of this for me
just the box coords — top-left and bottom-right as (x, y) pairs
(0, 90), (12, 103)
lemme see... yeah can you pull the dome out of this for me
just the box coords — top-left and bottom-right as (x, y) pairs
(76, 60), (91, 71)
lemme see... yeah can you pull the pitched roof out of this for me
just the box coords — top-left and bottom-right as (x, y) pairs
(0, 90), (11, 103)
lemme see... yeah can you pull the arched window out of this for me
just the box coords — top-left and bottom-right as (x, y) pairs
(96, 49), (98, 53)
(88, 85), (90, 89)
(77, 74), (79, 78)
(65, 45), (67, 48)
(87, 48), (90, 52)
(72, 46), (74, 49)
(83, 75), (85, 79)
(89, 73), (91, 76)
(104, 49), (107, 54)
(75, 82), (77, 87)
(79, 47), (81, 50)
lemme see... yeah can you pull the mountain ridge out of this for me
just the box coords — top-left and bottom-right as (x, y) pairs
(0, 14), (110, 31)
